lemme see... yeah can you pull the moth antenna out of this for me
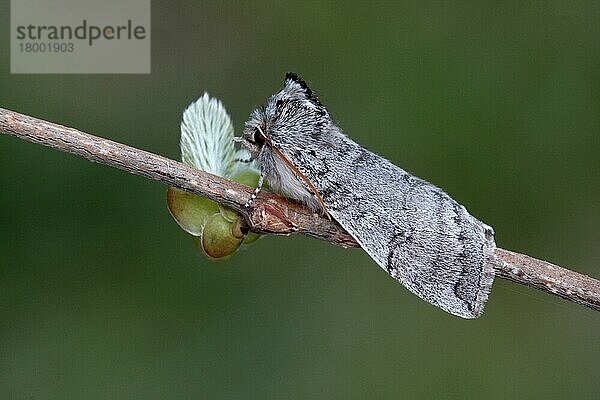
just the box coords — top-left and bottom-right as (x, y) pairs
(256, 126), (331, 219)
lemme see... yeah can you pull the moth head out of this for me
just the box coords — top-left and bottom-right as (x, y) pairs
(241, 107), (267, 159)
(242, 73), (332, 158)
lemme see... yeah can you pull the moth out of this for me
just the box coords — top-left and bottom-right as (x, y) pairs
(240, 73), (496, 318)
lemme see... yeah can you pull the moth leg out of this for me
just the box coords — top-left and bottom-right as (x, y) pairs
(244, 173), (264, 208)
(235, 157), (253, 163)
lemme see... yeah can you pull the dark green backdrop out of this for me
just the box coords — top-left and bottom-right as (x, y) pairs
(1, 1), (599, 399)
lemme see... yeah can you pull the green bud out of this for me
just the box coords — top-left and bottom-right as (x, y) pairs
(231, 170), (260, 188)
(242, 231), (260, 244)
(218, 204), (239, 223)
(166, 187), (219, 236)
(192, 236), (231, 261)
(231, 216), (250, 239)
(201, 213), (243, 259)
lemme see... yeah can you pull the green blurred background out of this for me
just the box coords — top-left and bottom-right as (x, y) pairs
(1, 1), (599, 399)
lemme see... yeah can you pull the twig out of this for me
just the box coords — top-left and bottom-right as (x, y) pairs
(1, 107), (599, 313)
(492, 248), (599, 312)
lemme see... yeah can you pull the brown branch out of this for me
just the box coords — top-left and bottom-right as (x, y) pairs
(1, 107), (598, 313)
(492, 248), (599, 312)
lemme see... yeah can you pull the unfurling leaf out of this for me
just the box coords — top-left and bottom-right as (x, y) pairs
(167, 93), (261, 260)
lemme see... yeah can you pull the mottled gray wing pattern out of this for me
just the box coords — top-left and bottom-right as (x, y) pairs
(287, 134), (496, 318)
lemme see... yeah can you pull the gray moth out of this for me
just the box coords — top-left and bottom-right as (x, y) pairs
(241, 73), (496, 319)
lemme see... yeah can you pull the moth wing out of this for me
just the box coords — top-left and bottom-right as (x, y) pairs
(294, 145), (495, 318)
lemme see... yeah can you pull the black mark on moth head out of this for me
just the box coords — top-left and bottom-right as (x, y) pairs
(250, 127), (265, 147)
(284, 72), (324, 108)
(266, 72), (332, 136)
